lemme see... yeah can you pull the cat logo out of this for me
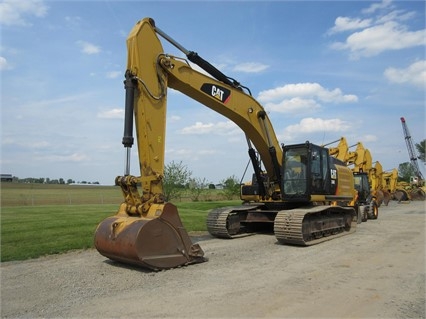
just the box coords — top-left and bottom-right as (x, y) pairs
(200, 83), (231, 104)
(212, 86), (224, 100)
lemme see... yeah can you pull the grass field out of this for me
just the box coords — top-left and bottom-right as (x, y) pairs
(0, 183), (123, 206)
(1, 183), (240, 262)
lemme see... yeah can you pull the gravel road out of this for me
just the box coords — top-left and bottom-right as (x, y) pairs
(1, 200), (425, 319)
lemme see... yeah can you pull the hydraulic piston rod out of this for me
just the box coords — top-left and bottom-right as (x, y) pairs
(122, 70), (137, 175)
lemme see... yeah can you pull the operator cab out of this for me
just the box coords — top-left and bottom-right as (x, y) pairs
(282, 142), (332, 201)
(353, 172), (370, 203)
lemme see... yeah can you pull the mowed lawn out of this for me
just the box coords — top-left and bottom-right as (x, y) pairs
(1, 183), (239, 262)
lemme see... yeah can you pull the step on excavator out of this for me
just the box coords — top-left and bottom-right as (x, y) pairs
(95, 17), (360, 270)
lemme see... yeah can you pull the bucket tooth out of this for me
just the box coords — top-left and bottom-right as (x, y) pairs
(94, 202), (206, 270)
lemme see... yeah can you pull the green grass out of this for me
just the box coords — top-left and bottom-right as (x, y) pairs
(1, 205), (115, 261)
(176, 200), (239, 230)
(0, 183), (123, 206)
(1, 187), (240, 262)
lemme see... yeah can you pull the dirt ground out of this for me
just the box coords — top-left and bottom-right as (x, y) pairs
(1, 200), (425, 319)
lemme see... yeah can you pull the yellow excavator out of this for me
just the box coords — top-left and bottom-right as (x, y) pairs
(345, 141), (380, 220)
(381, 168), (409, 202)
(95, 17), (359, 270)
(325, 137), (393, 221)
(382, 168), (398, 193)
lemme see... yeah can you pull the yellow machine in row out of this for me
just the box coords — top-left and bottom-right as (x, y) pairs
(325, 137), (394, 222)
(326, 134), (425, 203)
(95, 18), (360, 270)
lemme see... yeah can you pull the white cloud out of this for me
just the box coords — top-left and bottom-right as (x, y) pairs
(328, 17), (372, 34)
(264, 98), (320, 114)
(165, 147), (220, 162)
(180, 121), (238, 135)
(0, 56), (12, 70)
(166, 148), (194, 159)
(168, 115), (181, 123)
(376, 10), (415, 24)
(384, 60), (426, 88)
(331, 21), (426, 59)
(329, 1), (425, 59)
(31, 141), (50, 149)
(97, 108), (124, 119)
(106, 71), (121, 79)
(232, 62), (269, 73)
(181, 122), (214, 134)
(24, 94), (92, 108)
(2, 138), (50, 149)
(64, 15), (81, 28)
(360, 134), (378, 142)
(258, 82), (358, 107)
(34, 152), (89, 162)
(0, 0), (48, 26)
(285, 118), (351, 135)
(198, 149), (217, 155)
(362, 0), (393, 14)
(76, 41), (101, 55)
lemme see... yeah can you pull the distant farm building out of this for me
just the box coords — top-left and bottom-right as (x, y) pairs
(1, 174), (13, 182)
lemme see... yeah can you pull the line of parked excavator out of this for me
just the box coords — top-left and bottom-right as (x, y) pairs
(325, 137), (425, 214)
(94, 18), (425, 271)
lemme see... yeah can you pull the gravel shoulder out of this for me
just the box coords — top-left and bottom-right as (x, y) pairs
(1, 201), (425, 318)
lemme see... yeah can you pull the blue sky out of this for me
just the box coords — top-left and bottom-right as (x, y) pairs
(1, 0), (425, 185)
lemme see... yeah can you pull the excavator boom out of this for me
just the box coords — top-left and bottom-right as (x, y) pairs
(95, 18), (283, 270)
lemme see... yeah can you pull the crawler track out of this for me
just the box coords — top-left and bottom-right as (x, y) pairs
(206, 205), (262, 238)
(206, 207), (234, 238)
(207, 204), (356, 246)
(274, 206), (356, 246)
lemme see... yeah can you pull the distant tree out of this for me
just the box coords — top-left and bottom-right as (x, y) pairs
(67, 179), (74, 184)
(59, 178), (65, 184)
(398, 162), (415, 183)
(188, 177), (208, 201)
(220, 175), (240, 200)
(415, 139), (425, 164)
(163, 161), (192, 201)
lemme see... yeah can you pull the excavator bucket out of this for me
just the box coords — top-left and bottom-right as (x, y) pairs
(94, 203), (206, 271)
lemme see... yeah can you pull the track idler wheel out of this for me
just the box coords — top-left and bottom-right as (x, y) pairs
(94, 203), (206, 270)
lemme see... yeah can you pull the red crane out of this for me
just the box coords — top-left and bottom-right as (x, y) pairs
(400, 117), (424, 182)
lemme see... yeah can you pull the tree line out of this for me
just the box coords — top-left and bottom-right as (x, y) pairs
(7, 177), (100, 185)
(163, 160), (240, 201)
(4, 138), (424, 201)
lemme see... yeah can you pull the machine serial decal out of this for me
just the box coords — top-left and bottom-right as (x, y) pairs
(201, 83), (231, 104)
